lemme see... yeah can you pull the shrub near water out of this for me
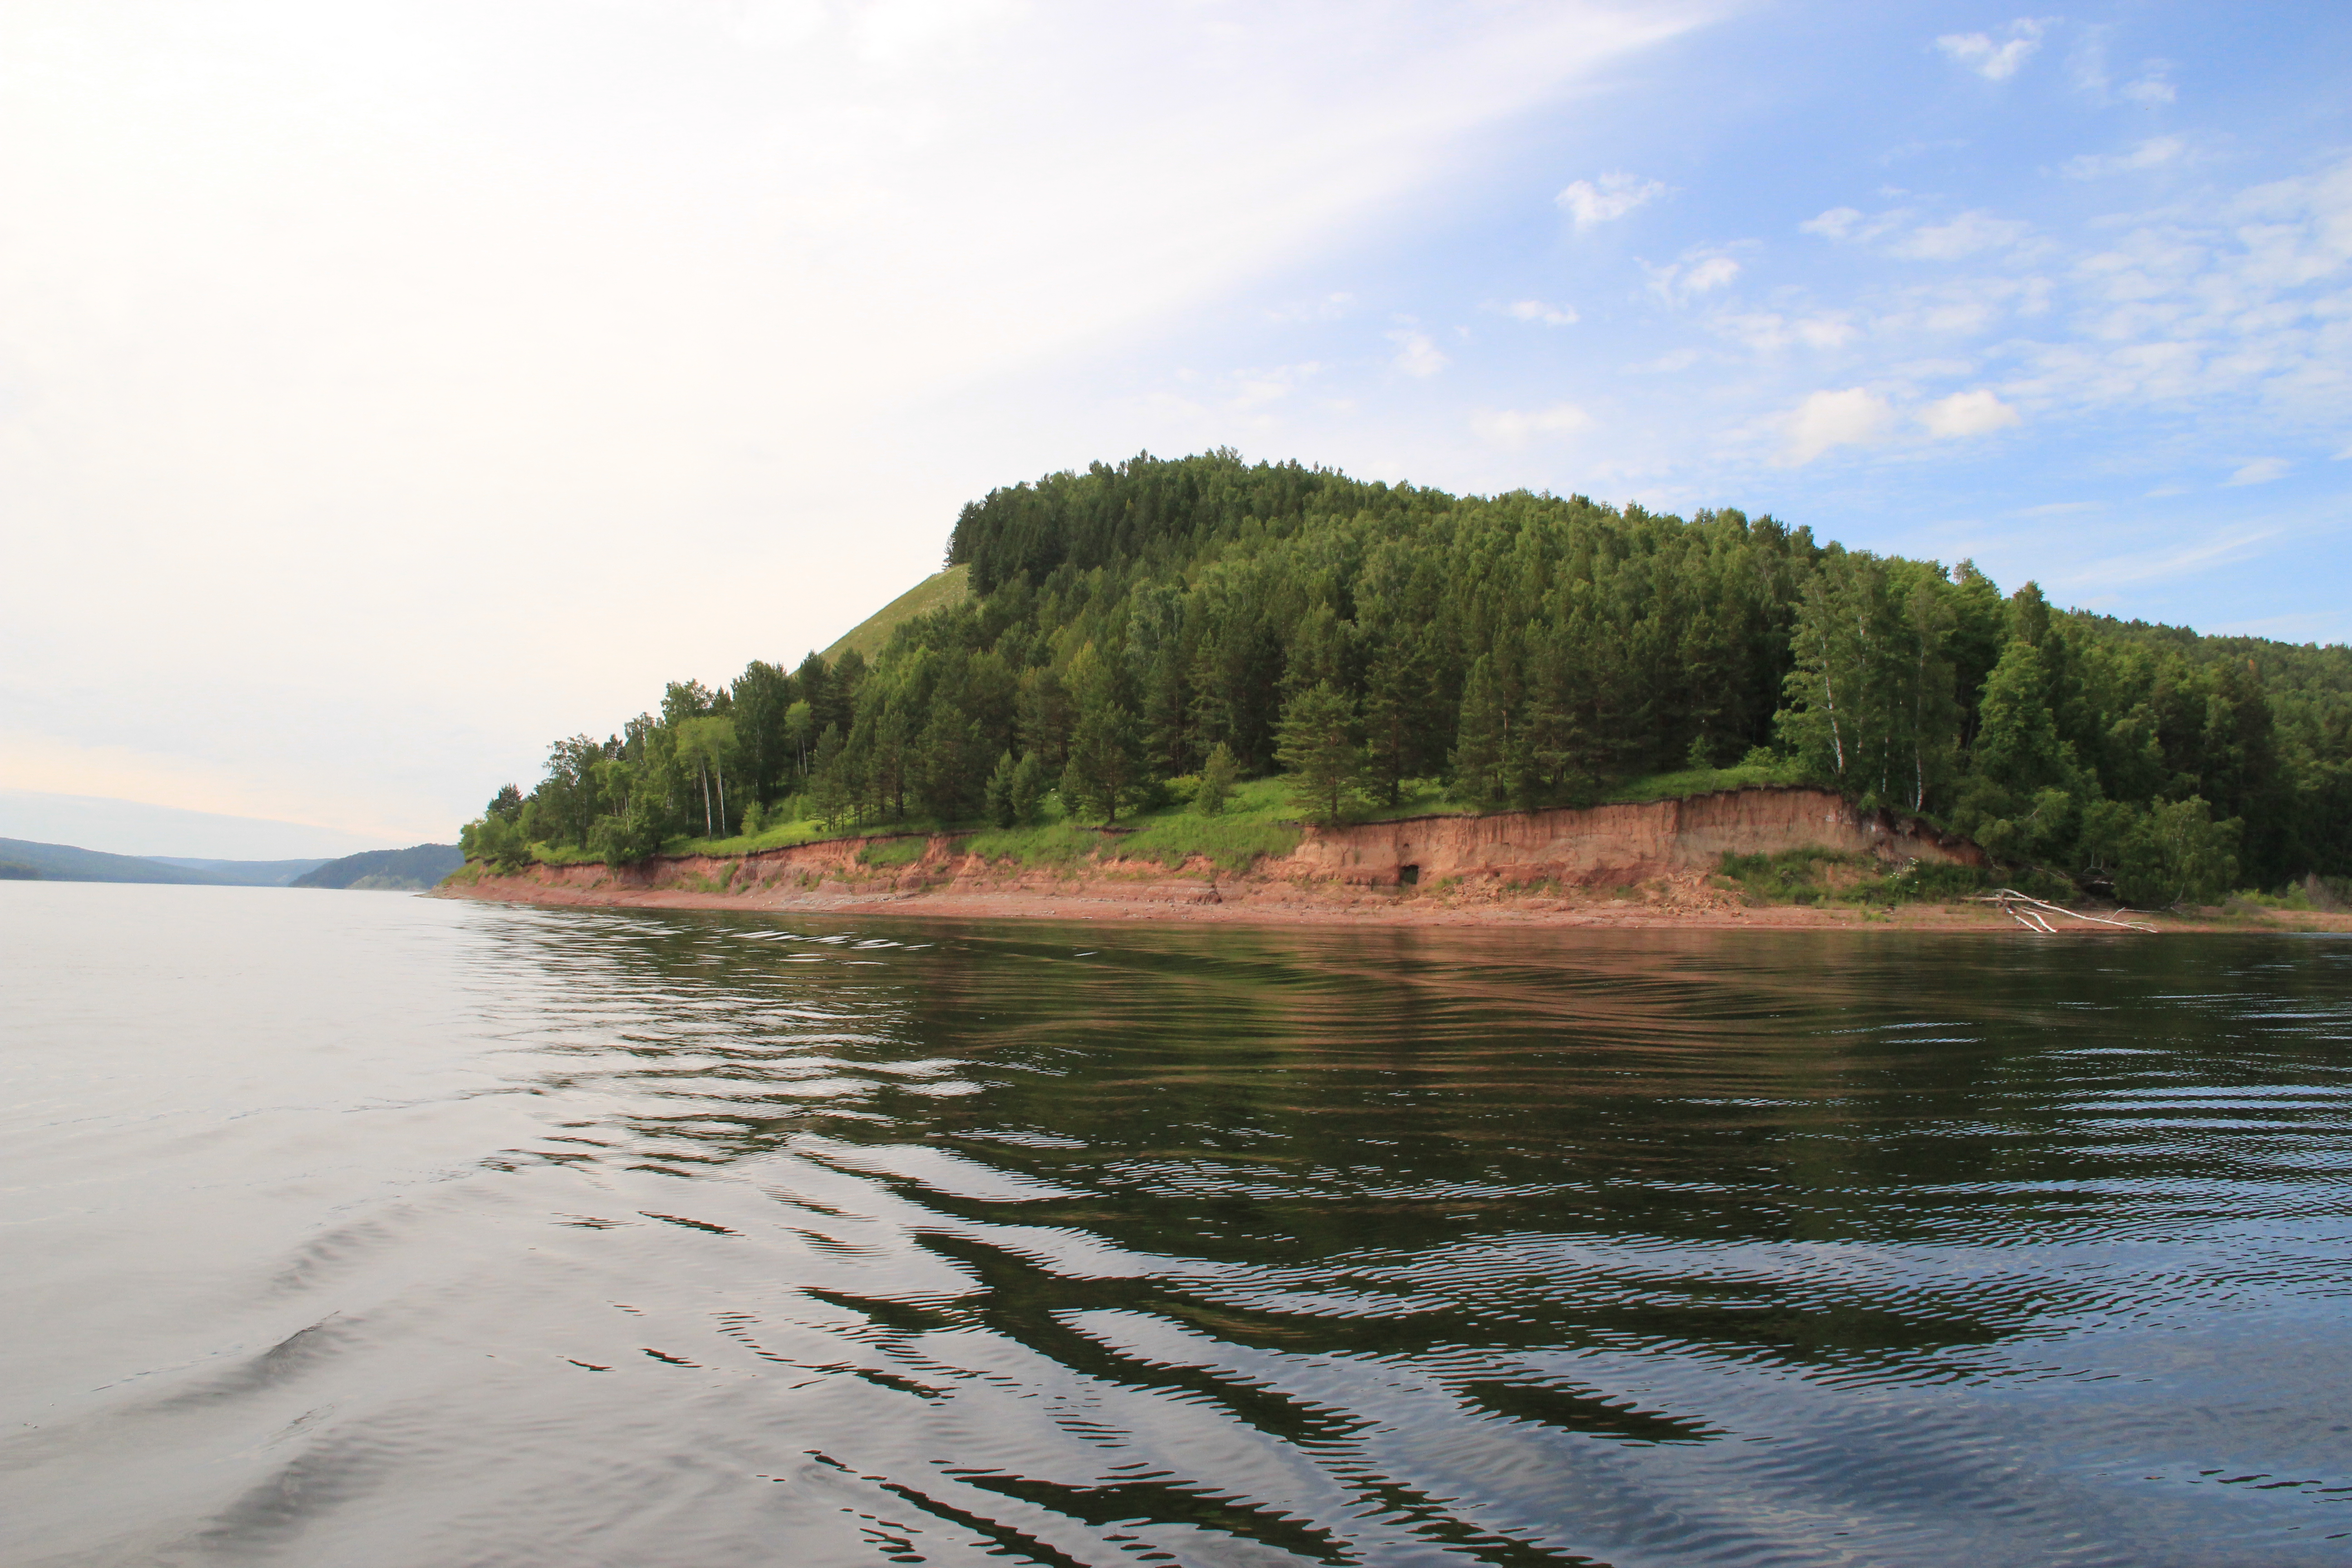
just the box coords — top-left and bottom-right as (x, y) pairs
(1719, 849), (1989, 906)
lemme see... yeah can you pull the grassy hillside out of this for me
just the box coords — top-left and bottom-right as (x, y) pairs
(820, 564), (970, 665)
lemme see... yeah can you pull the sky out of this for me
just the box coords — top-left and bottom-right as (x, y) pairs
(3, 0), (2347, 855)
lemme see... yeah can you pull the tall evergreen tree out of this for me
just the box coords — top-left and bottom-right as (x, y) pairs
(1276, 682), (1365, 825)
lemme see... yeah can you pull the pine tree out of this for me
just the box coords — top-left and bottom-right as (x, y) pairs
(1061, 696), (1143, 823)
(1276, 681), (1364, 825)
(984, 749), (1019, 828)
(1009, 751), (1048, 823)
(1451, 655), (1510, 808)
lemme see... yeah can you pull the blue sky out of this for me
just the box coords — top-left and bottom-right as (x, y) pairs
(966, 1), (2352, 641)
(1, 1), (2345, 851)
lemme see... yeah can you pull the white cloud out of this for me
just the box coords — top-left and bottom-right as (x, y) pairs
(2062, 136), (2185, 180)
(1556, 171), (1666, 230)
(2069, 30), (2177, 107)
(1269, 292), (1357, 323)
(2227, 457), (2289, 486)
(1388, 329), (1448, 377)
(1801, 206), (1862, 239)
(2121, 65), (2177, 106)
(1784, 387), (1896, 464)
(1713, 312), (1857, 352)
(1646, 250), (1741, 304)
(1920, 389), (2020, 437)
(1506, 299), (1578, 326)
(1685, 256), (1740, 291)
(1229, 361), (1321, 409)
(2061, 527), (2282, 588)
(1893, 210), (2032, 260)
(1473, 403), (1592, 447)
(1936, 19), (2048, 81)
(1629, 348), (1701, 373)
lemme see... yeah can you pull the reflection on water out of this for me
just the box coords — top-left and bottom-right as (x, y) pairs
(3, 887), (2351, 1566)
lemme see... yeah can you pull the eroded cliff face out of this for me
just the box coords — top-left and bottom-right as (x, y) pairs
(461, 787), (1982, 911)
(1284, 787), (1984, 890)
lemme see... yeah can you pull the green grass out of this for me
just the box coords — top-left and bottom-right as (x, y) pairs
(1604, 758), (1817, 804)
(960, 819), (1109, 868)
(1717, 848), (1990, 906)
(1112, 776), (1305, 870)
(855, 836), (929, 868)
(1115, 815), (1303, 872)
(821, 565), (971, 666)
(517, 763), (1869, 879)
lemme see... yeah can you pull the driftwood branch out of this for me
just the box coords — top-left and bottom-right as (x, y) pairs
(1970, 889), (2158, 934)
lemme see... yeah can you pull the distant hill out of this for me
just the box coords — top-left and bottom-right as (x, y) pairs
(292, 843), (463, 890)
(0, 837), (243, 885)
(821, 564), (969, 665)
(145, 856), (330, 887)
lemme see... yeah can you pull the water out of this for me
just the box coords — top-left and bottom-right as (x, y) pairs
(4, 883), (2351, 1567)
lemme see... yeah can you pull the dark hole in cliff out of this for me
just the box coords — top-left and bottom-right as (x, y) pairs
(1398, 864), (1420, 886)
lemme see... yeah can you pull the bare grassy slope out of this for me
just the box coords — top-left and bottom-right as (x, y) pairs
(821, 564), (970, 665)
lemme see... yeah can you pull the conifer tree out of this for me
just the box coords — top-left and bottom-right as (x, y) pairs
(1009, 751), (1048, 824)
(1276, 681), (1364, 825)
(984, 749), (1019, 828)
(1061, 698), (1143, 823)
(1451, 656), (1510, 808)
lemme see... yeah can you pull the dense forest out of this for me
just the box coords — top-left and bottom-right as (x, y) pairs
(465, 451), (2352, 905)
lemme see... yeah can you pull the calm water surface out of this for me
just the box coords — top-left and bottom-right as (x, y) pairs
(4, 882), (2350, 1566)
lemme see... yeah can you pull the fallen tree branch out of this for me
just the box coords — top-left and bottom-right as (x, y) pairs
(1970, 889), (2158, 934)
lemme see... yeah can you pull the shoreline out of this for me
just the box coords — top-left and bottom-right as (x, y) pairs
(433, 791), (2350, 936)
(432, 872), (2351, 936)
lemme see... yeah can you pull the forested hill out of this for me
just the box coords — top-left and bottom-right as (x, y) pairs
(467, 451), (2352, 904)
(291, 843), (462, 891)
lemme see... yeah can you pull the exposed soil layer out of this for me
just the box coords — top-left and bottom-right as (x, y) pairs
(438, 786), (2341, 932)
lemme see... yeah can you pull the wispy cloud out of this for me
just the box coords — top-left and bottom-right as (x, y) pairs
(1504, 299), (1578, 327)
(2227, 457), (2289, 486)
(2062, 136), (2185, 180)
(1892, 211), (2032, 260)
(1556, 172), (1665, 230)
(2058, 527), (2282, 588)
(1646, 251), (1741, 305)
(1387, 329), (1448, 377)
(1801, 206), (1862, 240)
(1936, 19), (2048, 82)
(1268, 292), (1357, 323)
(1473, 403), (1592, 447)
(2069, 28), (2177, 107)
(2119, 67), (2176, 107)
(1712, 312), (1856, 352)
(1227, 362), (1322, 410)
